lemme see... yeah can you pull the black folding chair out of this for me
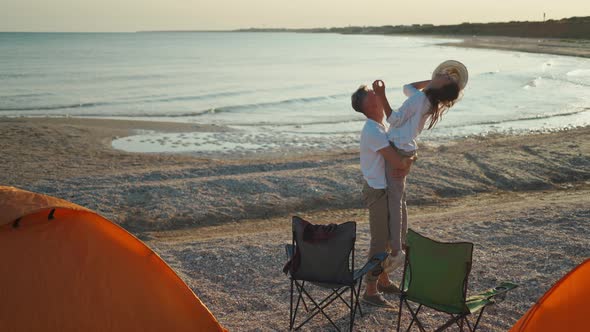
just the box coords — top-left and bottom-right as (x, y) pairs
(284, 216), (386, 331)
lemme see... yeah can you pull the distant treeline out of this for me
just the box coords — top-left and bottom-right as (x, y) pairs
(236, 16), (590, 39)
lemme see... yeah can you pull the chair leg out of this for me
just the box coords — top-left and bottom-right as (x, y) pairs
(290, 278), (294, 330)
(472, 307), (486, 331)
(405, 302), (425, 332)
(291, 280), (306, 328)
(291, 281), (366, 332)
(294, 281), (309, 312)
(354, 277), (364, 318)
(450, 315), (465, 331)
(314, 288), (349, 319)
(396, 296), (404, 332)
(335, 288), (353, 308)
(295, 286), (342, 332)
(350, 285), (354, 332)
(435, 314), (464, 332)
(464, 316), (474, 332)
(301, 282), (310, 312)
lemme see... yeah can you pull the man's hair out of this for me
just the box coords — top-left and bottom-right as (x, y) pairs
(351, 85), (369, 113)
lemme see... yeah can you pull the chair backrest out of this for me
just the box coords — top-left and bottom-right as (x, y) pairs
(403, 229), (473, 314)
(291, 216), (356, 285)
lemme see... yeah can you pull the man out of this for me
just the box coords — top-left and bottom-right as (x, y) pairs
(351, 84), (413, 308)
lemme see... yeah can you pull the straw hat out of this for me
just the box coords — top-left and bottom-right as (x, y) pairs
(432, 60), (468, 90)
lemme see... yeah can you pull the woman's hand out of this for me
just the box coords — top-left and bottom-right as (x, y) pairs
(391, 166), (410, 178)
(390, 157), (415, 178)
(372, 80), (386, 97)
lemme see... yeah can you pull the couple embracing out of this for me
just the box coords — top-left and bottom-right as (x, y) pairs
(352, 71), (463, 308)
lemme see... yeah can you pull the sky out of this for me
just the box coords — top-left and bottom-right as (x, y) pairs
(1, 0), (588, 32)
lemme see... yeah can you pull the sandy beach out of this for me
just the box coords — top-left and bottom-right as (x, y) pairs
(1, 114), (589, 330)
(1, 35), (589, 331)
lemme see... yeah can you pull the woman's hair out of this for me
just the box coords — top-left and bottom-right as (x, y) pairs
(351, 85), (369, 114)
(423, 82), (461, 129)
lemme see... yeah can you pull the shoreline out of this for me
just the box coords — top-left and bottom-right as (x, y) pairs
(434, 35), (590, 58)
(1, 116), (588, 232)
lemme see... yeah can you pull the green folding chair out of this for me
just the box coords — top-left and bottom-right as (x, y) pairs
(396, 229), (518, 332)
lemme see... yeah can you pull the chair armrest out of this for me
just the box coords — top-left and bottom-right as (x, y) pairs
(353, 252), (388, 281)
(466, 282), (518, 303)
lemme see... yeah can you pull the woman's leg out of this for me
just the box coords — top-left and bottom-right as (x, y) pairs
(401, 190), (408, 249)
(385, 160), (406, 254)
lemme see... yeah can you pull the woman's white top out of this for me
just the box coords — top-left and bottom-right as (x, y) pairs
(386, 84), (432, 152)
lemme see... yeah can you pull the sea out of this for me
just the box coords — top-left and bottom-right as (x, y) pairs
(1, 32), (589, 155)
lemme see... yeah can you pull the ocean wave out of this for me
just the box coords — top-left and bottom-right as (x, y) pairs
(444, 109), (590, 129)
(1, 92), (52, 98)
(208, 93), (348, 113)
(80, 93), (350, 118)
(0, 88), (346, 113)
(566, 69), (590, 77)
(0, 73), (45, 79)
(143, 90), (258, 103)
(0, 102), (111, 112)
(521, 75), (590, 90)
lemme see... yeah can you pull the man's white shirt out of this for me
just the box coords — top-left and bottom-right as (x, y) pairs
(360, 118), (390, 189)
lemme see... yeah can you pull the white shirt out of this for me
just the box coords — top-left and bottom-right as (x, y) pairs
(386, 84), (432, 152)
(360, 119), (390, 189)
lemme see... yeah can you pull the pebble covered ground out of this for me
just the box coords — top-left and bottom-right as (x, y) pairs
(146, 187), (589, 331)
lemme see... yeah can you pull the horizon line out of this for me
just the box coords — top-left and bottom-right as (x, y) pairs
(0, 15), (587, 34)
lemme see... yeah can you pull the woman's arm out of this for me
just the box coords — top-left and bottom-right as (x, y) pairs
(373, 80), (393, 118)
(403, 80), (430, 97)
(409, 80), (431, 90)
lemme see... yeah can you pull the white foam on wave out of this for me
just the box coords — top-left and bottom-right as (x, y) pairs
(112, 106), (590, 156)
(112, 127), (359, 156)
(541, 60), (554, 72)
(566, 69), (590, 77)
(523, 77), (543, 89)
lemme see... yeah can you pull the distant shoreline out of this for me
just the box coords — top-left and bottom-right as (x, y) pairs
(437, 35), (590, 58)
(136, 16), (590, 58)
(139, 16), (590, 40)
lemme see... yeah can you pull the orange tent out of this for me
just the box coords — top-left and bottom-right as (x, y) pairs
(0, 186), (226, 332)
(511, 259), (590, 332)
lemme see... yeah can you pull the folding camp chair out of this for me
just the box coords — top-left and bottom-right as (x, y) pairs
(284, 216), (386, 332)
(397, 229), (518, 332)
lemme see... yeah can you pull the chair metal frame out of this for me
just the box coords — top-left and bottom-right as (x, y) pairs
(285, 216), (385, 332)
(396, 229), (517, 332)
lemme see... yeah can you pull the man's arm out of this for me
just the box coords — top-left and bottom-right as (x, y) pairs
(373, 80), (393, 118)
(377, 146), (413, 178)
